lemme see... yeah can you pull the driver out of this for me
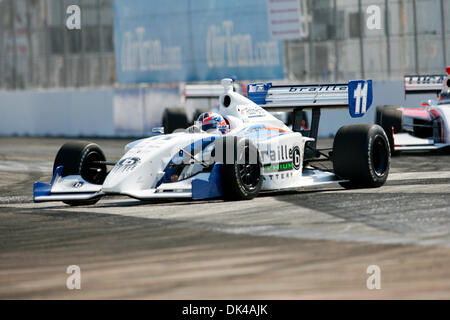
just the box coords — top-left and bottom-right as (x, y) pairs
(197, 112), (230, 134)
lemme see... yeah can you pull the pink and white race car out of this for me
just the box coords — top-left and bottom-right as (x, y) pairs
(376, 68), (450, 153)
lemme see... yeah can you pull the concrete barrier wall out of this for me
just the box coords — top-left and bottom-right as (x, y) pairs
(0, 81), (434, 138)
(113, 87), (180, 137)
(0, 88), (115, 137)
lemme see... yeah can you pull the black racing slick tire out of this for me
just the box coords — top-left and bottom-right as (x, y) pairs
(162, 108), (189, 133)
(333, 124), (390, 189)
(375, 105), (402, 154)
(53, 141), (107, 206)
(221, 137), (262, 201)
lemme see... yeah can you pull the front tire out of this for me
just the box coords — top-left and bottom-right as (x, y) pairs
(333, 124), (390, 188)
(53, 141), (107, 206)
(221, 137), (262, 200)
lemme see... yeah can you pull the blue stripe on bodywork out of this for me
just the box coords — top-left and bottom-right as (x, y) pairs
(33, 166), (63, 199)
(192, 163), (223, 200)
(157, 137), (217, 187)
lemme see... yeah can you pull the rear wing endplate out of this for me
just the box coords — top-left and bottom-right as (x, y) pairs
(248, 80), (373, 118)
(404, 75), (447, 95)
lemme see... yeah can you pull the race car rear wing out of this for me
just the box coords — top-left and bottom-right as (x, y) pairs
(404, 74), (448, 95)
(247, 80), (373, 118)
(247, 80), (374, 157)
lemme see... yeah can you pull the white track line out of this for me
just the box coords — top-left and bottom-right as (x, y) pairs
(388, 171), (450, 181)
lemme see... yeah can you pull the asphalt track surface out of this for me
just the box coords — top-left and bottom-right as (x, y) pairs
(1, 137), (450, 299)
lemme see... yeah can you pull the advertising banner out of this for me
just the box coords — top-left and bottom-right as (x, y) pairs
(113, 0), (284, 83)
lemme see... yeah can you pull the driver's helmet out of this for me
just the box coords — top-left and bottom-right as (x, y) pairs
(197, 112), (229, 134)
(439, 90), (450, 103)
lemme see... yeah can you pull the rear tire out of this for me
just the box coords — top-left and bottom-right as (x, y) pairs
(162, 108), (189, 133)
(333, 124), (390, 188)
(221, 137), (262, 200)
(53, 141), (107, 206)
(375, 105), (402, 154)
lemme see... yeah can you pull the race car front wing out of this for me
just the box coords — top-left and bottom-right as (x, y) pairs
(33, 164), (224, 203)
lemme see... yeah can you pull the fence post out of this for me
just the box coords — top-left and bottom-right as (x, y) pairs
(358, 0), (365, 79)
(412, 0), (419, 74)
(308, 0), (314, 80)
(440, 0), (447, 68)
(10, 0), (18, 89)
(333, 0), (339, 81)
(385, 0), (391, 78)
(61, 0), (69, 87)
(26, 2), (34, 88)
(97, 0), (105, 85)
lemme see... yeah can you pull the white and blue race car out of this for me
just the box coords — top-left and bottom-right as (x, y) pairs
(34, 78), (390, 205)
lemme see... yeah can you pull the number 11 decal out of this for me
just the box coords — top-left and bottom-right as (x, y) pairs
(348, 80), (373, 118)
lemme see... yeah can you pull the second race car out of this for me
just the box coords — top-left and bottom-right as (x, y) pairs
(376, 67), (450, 153)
